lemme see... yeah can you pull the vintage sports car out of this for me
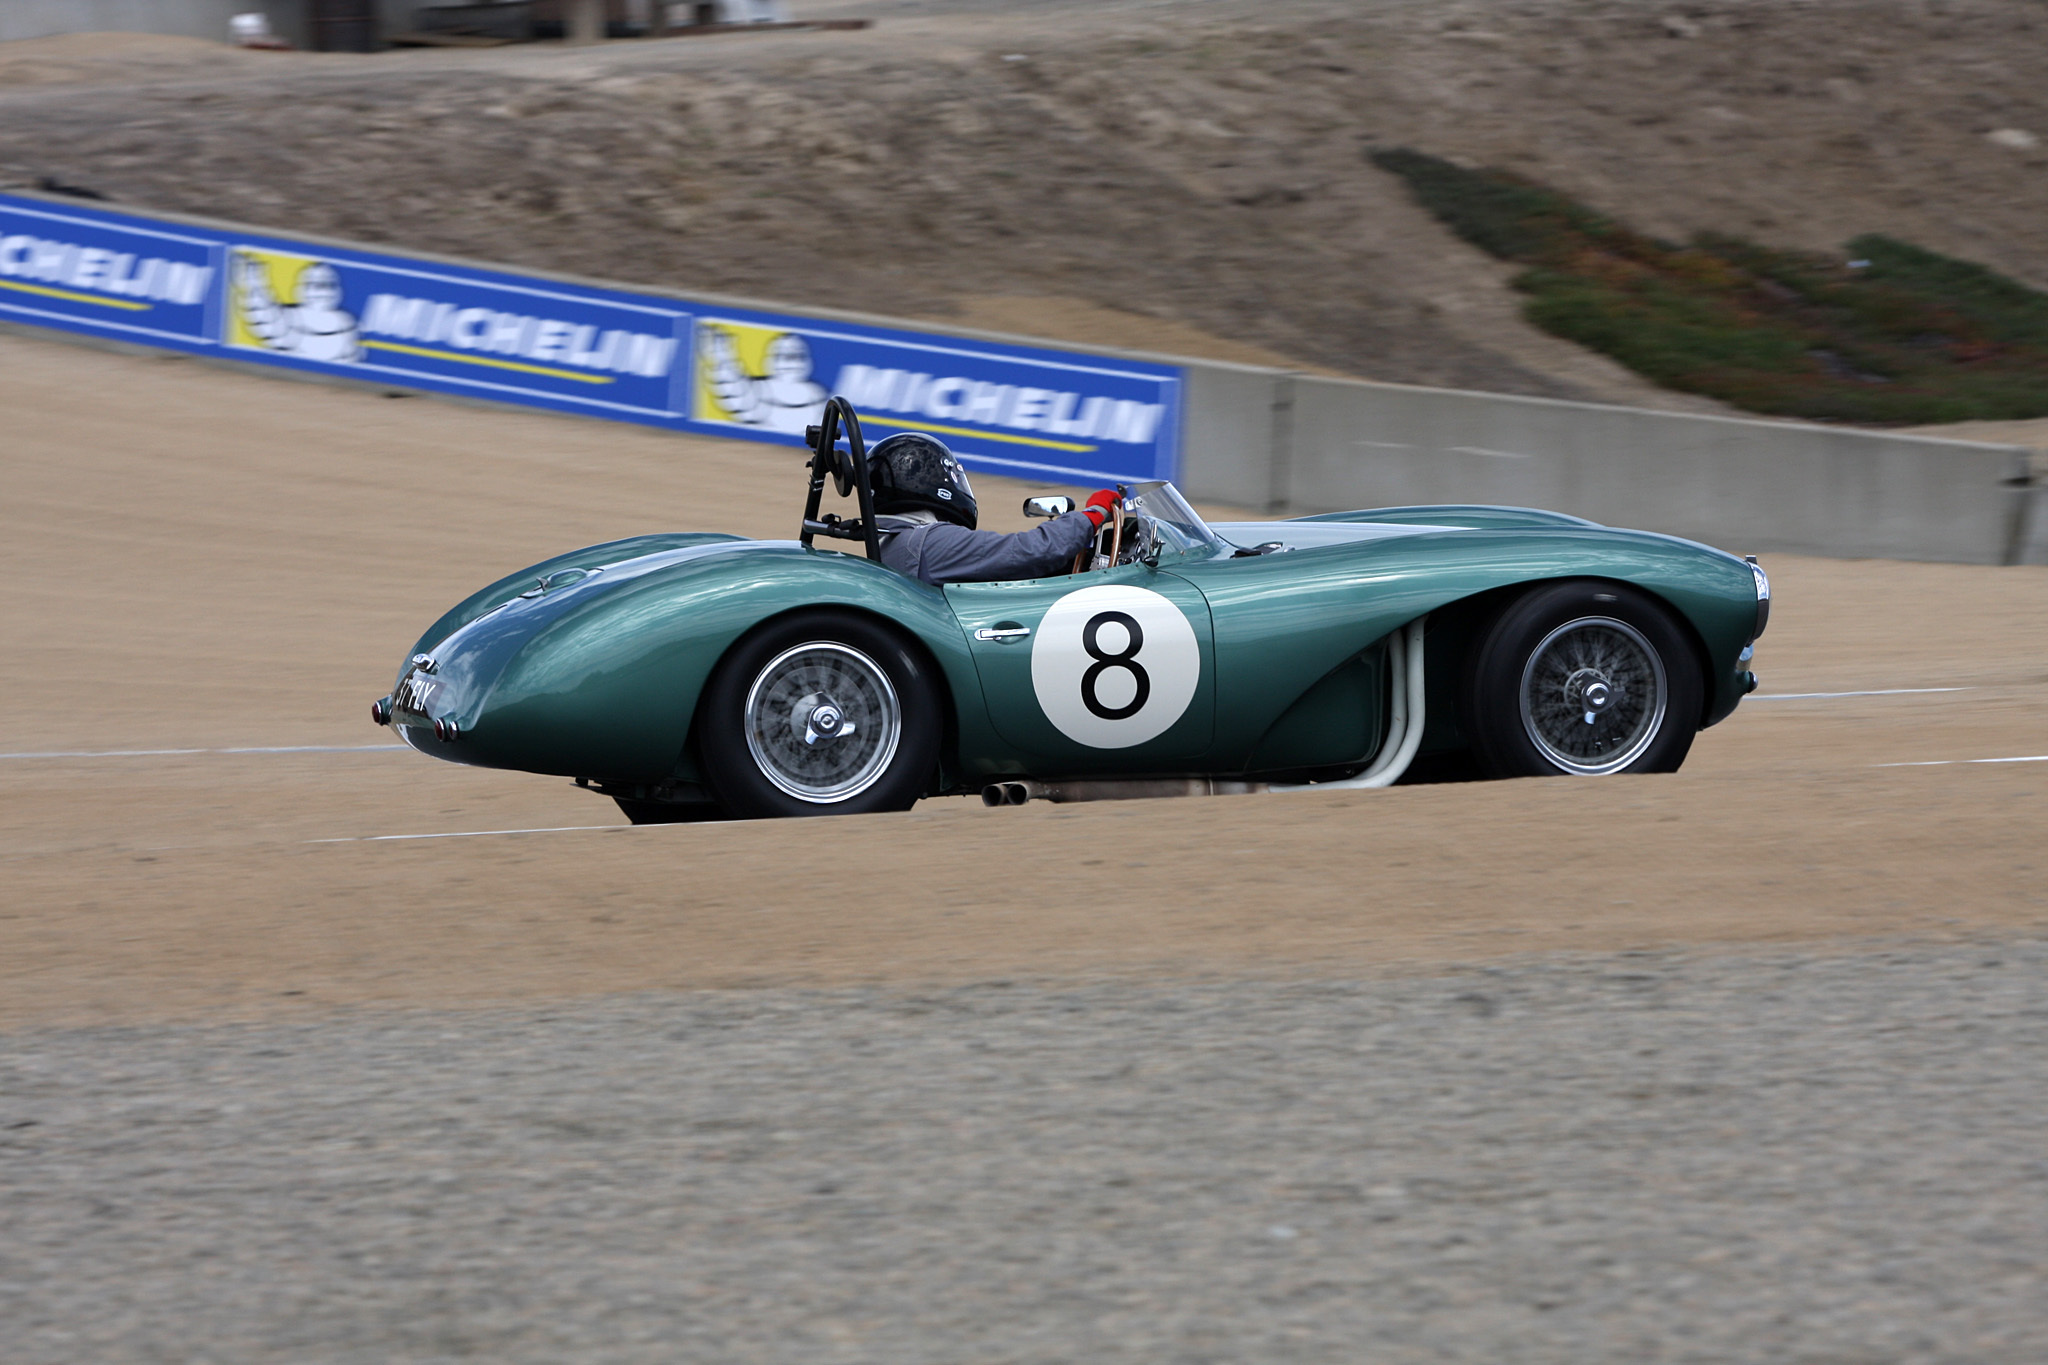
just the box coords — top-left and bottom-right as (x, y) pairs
(373, 399), (1769, 821)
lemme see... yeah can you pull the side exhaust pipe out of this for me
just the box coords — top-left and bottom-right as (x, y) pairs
(981, 778), (1267, 807)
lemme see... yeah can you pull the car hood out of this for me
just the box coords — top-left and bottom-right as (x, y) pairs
(1210, 520), (1470, 551)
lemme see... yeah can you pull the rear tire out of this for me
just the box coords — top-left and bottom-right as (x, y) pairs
(1460, 581), (1702, 778)
(699, 610), (942, 819)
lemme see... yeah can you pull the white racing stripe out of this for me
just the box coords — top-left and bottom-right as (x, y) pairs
(311, 824), (636, 843)
(1750, 688), (1972, 701)
(1877, 755), (2048, 768)
(0, 744), (408, 760)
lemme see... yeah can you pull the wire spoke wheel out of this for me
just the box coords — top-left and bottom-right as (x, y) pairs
(1518, 616), (1668, 775)
(742, 642), (902, 802)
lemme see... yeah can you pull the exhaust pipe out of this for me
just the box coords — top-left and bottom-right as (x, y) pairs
(981, 777), (1266, 806)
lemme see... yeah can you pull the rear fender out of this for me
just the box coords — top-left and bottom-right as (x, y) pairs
(407, 533), (744, 664)
(457, 545), (984, 784)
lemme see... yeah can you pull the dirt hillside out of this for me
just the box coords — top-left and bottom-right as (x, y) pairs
(4, 0), (2045, 411)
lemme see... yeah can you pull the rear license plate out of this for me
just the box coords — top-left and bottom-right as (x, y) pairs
(394, 672), (439, 716)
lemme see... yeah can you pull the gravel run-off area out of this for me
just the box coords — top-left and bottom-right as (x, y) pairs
(5, 939), (2046, 1364)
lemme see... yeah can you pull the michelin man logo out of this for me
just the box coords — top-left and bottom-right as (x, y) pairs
(694, 321), (828, 435)
(228, 249), (361, 363)
(1030, 585), (1201, 749)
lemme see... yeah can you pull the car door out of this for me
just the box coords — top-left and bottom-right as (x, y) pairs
(945, 564), (1216, 772)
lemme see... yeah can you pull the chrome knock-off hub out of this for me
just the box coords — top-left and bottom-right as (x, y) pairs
(1569, 670), (1616, 725)
(799, 696), (854, 747)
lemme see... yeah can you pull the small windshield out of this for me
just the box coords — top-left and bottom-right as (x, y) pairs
(1123, 481), (1223, 554)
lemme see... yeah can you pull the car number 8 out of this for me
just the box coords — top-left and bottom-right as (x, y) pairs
(1031, 585), (1199, 749)
(1081, 611), (1150, 720)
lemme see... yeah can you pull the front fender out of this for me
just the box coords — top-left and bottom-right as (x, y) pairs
(1184, 526), (1761, 768)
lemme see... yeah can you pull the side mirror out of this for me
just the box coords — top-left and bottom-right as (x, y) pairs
(1022, 495), (1076, 519)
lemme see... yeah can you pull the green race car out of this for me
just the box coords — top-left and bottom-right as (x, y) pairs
(374, 400), (1770, 821)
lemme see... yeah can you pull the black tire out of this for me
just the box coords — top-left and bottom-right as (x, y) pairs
(612, 797), (722, 825)
(1459, 581), (1703, 779)
(698, 609), (942, 819)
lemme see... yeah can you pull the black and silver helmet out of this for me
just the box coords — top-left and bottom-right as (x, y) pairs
(868, 432), (978, 529)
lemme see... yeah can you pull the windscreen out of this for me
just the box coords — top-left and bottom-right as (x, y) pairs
(1123, 481), (1224, 554)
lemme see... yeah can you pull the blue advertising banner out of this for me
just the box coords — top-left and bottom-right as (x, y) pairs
(0, 198), (219, 346)
(688, 307), (1180, 484)
(0, 193), (1182, 485)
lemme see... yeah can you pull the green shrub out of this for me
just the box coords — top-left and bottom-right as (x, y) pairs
(1370, 149), (2048, 423)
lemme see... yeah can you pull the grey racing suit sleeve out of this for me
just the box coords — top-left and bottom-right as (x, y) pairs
(877, 512), (1098, 586)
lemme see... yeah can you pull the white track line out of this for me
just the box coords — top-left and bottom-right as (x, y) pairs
(1750, 687), (1972, 700)
(0, 691), (1983, 762)
(310, 824), (633, 844)
(1877, 755), (2048, 768)
(0, 744), (407, 760)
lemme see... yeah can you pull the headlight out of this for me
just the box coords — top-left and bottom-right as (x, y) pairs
(1745, 555), (1771, 639)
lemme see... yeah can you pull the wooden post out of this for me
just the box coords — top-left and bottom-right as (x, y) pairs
(567, 0), (606, 44)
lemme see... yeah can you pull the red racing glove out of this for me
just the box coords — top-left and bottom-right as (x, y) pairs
(1082, 489), (1120, 528)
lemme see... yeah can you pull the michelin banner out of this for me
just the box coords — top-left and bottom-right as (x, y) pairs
(0, 193), (1182, 485)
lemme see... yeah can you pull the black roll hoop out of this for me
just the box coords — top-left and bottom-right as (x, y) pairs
(800, 396), (883, 562)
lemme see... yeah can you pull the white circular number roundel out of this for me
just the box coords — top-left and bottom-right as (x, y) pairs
(1030, 584), (1200, 749)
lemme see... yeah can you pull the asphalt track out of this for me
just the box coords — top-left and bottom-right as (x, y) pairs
(4, 329), (2047, 1360)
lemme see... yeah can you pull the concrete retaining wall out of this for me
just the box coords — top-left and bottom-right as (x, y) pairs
(1175, 365), (2042, 566)
(1177, 362), (1288, 513)
(0, 176), (2032, 563)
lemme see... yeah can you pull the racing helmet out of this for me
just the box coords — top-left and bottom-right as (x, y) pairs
(867, 432), (978, 529)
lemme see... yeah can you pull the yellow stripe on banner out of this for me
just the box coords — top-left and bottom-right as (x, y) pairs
(861, 416), (1098, 454)
(363, 339), (615, 385)
(0, 279), (152, 311)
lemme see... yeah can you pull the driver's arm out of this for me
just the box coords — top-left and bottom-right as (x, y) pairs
(906, 511), (1101, 586)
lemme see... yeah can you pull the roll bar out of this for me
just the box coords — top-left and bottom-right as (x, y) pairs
(799, 396), (882, 562)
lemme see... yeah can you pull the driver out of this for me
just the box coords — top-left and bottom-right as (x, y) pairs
(867, 432), (1119, 586)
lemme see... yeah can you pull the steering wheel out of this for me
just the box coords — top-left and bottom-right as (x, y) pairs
(1070, 501), (1156, 574)
(1116, 511), (1158, 566)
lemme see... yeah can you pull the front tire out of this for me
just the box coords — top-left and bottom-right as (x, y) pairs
(699, 610), (942, 819)
(1460, 581), (1702, 779)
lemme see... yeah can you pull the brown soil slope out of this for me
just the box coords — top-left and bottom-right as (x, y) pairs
(3, 0), (2045, 408)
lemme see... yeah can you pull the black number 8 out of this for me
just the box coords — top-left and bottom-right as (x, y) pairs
(1081, 611), (1150, 720)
